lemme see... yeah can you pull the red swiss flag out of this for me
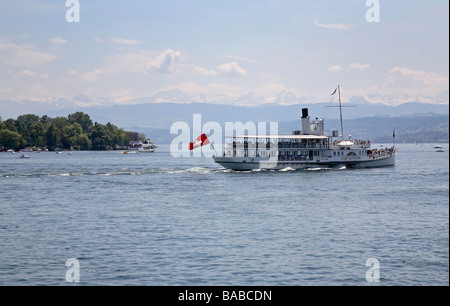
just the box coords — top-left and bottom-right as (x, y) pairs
(189, 134), (210, 150)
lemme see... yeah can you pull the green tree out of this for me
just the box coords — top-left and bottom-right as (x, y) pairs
(66, 122), (83, 139)
(1, 119), (17, 132)
(45, 123), (60, 149)
(16, 115), (41, 147)
(40, 115), (52, 125)
(51, 117), (71, 149)
(70, 133), (92, 150)
(27, 122), (46, 148)
(16, 114), (39, 135)
(68, 112), (93, 134)
(105, 122), (127, 150)
(90, 123), (112, 150)
(0, 129), (22, 150)
(139, 133), (148, 142)
(0, 112), (142, 151)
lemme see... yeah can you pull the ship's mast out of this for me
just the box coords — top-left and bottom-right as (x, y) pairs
(338, 85), (344, 141)
(326, 85), (355, 142)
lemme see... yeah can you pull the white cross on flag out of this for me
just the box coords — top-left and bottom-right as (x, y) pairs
(189, 134), (210, 150)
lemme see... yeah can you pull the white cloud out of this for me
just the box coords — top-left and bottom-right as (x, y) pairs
(110, 37), (140, 46)
(104, 49), (181, 75)
(146, 49), (181, 73)
(104, 52), (150, 75)
(349, 62), (371, 71)
(50, 37), (68, 52)
(313, 19), (354, 31)
(356, 67), (449, 105)
(21, 69), (36, 77)
(50, 37), (68, 45)
(216, 54), (258, 64)
(109, 89), (135, 104)
(0, 87), (14, 96)
(80, 69), (104, 82)
(383, 67), (449, 103)
(150, 81), (302, 106)
(191, 61), (248, 78)
(0, 41), (58, 67)
(387, 67), (448, 86)
(252, 83), (301, 104)
(216, 62), (248, 77)
(155, 82), (242, 102)
(28, 84), (52, 98)
(192, 65), (218, 76)
(327, 65), (343, 72)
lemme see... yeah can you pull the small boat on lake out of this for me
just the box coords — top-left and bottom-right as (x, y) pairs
(127, 138), (158, 153)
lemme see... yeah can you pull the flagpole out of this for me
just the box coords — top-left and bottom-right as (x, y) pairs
(210, 143), (217, 156)
(393, 129), (396, 148)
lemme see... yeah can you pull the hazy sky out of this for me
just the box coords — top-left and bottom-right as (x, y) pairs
(0, 0), (448, 109)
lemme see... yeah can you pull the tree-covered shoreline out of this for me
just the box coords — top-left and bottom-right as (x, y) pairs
(0, 112), (145, 151)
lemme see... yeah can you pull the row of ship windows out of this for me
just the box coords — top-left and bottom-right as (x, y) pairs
(333, 151), (366, 156)
(226, 150), (322, 157)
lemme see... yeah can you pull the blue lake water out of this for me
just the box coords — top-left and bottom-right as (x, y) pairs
(0, 143), (448, 286)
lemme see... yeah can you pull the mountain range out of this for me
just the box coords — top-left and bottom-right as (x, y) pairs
(1, 98), (448, 143)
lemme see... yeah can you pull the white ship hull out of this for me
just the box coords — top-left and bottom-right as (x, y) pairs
(137, 148), (157, 153)
(213, 154), (395, 171)
(128, 148), (157, 153)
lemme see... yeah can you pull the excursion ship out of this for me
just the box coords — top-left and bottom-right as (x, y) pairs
(213, 87), (396, 171)
(127, 138), (158, 153)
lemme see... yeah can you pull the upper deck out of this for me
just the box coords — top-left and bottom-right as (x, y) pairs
(228, 135), (329, 139)
(225, 134), (330, 150)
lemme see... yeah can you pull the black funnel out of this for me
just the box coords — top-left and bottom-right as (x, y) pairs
(301, 108), (309, 118)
